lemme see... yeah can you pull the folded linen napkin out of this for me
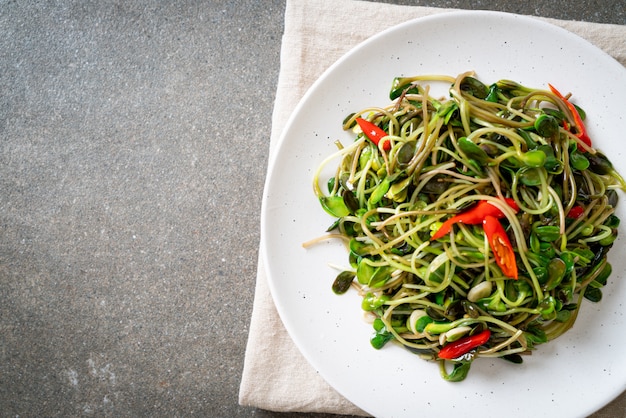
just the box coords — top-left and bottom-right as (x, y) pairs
(239, 0), (626, 415)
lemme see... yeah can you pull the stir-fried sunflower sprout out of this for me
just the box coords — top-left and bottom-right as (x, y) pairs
(306, 72), (625, 382)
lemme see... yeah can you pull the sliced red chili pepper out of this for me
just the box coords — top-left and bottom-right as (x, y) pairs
(567, 205), (585, 219)
(355, 117), (391, 151)
(483, 215), (518, 279)
(438, 329), (491, 360)
(431, 198), (519, 241)
(548, 84), (592, 151)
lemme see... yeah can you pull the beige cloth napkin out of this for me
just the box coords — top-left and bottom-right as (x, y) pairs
(239, 0), (626, 415)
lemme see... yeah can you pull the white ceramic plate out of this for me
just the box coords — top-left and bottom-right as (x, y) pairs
(262, 11), (626, 418)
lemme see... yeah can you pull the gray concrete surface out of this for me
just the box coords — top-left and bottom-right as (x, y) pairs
(1, 1), (624, 417)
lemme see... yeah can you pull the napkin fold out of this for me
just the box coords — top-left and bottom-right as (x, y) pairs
(239, 0), (626, 415)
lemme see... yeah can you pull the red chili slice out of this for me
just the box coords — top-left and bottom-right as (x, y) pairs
(431, 198), (519, 241)
(483, 215), (518, 279)
(355, 117), (391, 151)
(438, 329), (491, 360)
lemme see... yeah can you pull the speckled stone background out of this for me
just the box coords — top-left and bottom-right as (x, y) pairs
(1, 1), (624, 417)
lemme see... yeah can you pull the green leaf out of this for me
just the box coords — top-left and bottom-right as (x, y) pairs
(341, 189), (359, 214)
(533, 225), (561, 242)
(524, 326), (547, 348)
(349, 238), (371, 257)
(396, 142), (416, 168)
(373, 318), (385, 332)
(518, 167), (544, 186)
(533, 266), (548, 285)
(517, 128), (537, 149)
(604, 215), (620, 229)
(458, 137), (489, 163)
(502, 354), (524, 364)
(583, 287), (602, 303)
(389, 77), (420, 100)
(538, 296), (557, 320)
(485, 84), (500, 102)
(361, 292), (390, 311)
(544, 156), (563, 174)
(319, 196), (350, 217)
(521, 150), (546, 168)
(543, 258), (566, 291)
(387, 176), (412, 202)
(332, 271), (355, 295)
(440, 360), (473, 382)
(327, 177), (336, 194)
(460, 76), (489, 99)
(356, 260), (375, 285)
(359, 146), (373, 170)
(370, 319), (393, 349)
(368, 177), (390, 206)
(415, 315), (434, 333)
(534, 114), (559, 137)
(559, 252), (576, 276)
(555, 309), (572, 322)
(587, 152), (614, 175)
(570, 150), (590, 171)
(590, 262), (612, 287)
(369, 265), (395, 288)
(437, 100), (459, 124)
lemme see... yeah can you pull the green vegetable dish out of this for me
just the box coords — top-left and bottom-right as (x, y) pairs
(307, 72), (625, 381)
